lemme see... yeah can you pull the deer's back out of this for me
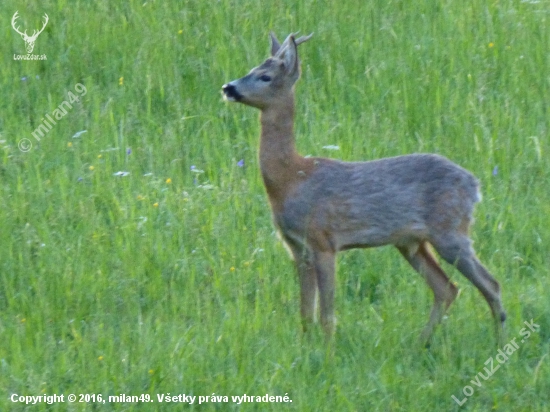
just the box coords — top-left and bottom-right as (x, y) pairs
(275, 153), (481, 251)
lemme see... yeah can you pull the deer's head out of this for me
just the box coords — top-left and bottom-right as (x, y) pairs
(222, 32), (312, 110)
(12, 11), (49, 54)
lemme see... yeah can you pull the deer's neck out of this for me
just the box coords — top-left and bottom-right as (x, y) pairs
(259, 96), (310, 209)
(259, 98), (298, 167)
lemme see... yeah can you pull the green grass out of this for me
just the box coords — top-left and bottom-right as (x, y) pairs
(1, 0), (549, 410)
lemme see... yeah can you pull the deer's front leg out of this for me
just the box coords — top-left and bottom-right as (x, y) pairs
(314, 251), (336, 338)
(294, 251), (318, 332)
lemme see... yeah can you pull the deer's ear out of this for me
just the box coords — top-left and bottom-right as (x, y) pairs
(277, 35), (298, 77)
(270, 32), (281, 56)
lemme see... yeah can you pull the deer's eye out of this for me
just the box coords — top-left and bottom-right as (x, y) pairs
(259, 75), (272, 82)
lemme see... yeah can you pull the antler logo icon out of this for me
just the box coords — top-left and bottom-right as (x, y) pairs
(11, 11), (49, 54)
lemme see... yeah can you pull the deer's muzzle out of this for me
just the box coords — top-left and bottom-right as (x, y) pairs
(222, 83), (243, 102)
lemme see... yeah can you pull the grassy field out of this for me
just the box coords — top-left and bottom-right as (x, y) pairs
(1, 0), (549, 410)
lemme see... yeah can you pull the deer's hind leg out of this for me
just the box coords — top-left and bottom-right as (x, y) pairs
(398, 241), (459, 345)
(430, 232), (506, 344)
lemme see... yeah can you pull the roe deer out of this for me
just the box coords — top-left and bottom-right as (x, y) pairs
(222, 32), (506, 345)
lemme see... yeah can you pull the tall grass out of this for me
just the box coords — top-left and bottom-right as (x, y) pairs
(0, 0), (548, 410)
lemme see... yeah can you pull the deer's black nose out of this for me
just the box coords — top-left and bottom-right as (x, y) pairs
(222, 83), (242, 101)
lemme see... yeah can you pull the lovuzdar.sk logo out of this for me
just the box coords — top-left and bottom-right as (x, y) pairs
(12, 11), (48, 60)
